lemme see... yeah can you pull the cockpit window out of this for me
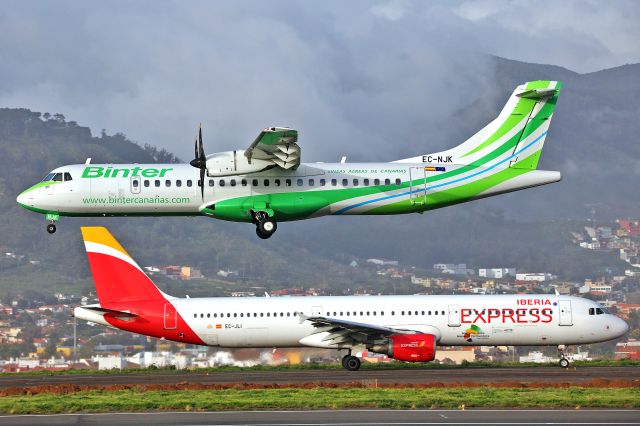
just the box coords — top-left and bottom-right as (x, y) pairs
(51, 173), (63, 182)
(590, 307), (607, 315)
(42, 173), (55, 182)
(64, 172), (72, 181)
(589, 308), (595, 315)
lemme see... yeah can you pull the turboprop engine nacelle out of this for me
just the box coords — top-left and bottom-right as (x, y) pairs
(205, 150), (273, 177)
(368, 333), (437, 362)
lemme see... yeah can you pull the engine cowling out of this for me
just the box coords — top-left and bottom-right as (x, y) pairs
(205, 150), (273, 177)
(369, 333), (436, 362)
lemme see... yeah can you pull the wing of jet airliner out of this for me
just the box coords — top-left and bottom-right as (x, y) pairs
(244, 127), (300, 170)
(302, 315), (419, 346)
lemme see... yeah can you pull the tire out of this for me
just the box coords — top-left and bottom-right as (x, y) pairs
(256, 227), (271, 239)
(344, 356), (361, 371)
(559, 358), (570, 368)
(258, 219), (277, 236)
(46, 224), (56, 234)
(341, 354), (350, 369)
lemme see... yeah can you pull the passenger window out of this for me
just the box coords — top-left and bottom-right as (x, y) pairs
(165, 180), (171, 187)
(219, 179), (225, 187)
(309, 179), (314, 186)
(132, 179), (139, 188)
(364, 179), (369, 186)
(241, 179), (248, 186)
(253, 179), (259, 187)
(155, 180), (160, 187)
(353, 179), (359, 186)
(435, 311), (438, 315)
(320, 179), (326, 186)
(144, 180), (150, 187)
(264, 179), (269, 186)
(176, 180), (182, 187)
(374, 178), (380, 185)
(208, 179), (214, 187)
(331, 179), (337, 186)
(207, 313), (210, 318)
(187, 180), (192, 187)
(297, 179), (303, 186)
(384, 178), (390, 185)
(407, 311), (411, 316)
(64, 172), (72, 181)
(275, 179), (281, 187)
(52, 173), (63, 182)
(342, 179), (348, 186)
(230, 179), (236, 187)
(285, 179), (292, 187)
(395, 178), (401, 185)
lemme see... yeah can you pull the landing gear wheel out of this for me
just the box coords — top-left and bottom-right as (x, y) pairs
(256, 227), (271, 239)
(559, 357), (570, 369)
(46, 223), (56, 234)
(256, 219), (277, 239)
(341, 354), (351, 369)
(343, 356), (361, 371)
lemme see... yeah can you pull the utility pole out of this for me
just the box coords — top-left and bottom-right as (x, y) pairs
(73, 315), (77, 363)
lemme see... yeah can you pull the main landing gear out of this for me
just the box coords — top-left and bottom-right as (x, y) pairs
(558, 345), (570, 368)
(253, 212), (277, 239)
(341, 351), (361, 371)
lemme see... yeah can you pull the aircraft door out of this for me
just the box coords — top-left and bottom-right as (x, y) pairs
(163, 303), (177, 330)
(409, 167), (427, 206)
(130, 176), (141, 194)
(558, 300), (573, 326)
(447, 304), (461, 327)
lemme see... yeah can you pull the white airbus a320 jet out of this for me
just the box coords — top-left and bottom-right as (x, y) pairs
(20, 81), (562, 239)
(74, 227), (628, 370)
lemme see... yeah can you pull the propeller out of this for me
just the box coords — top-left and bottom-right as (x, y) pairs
(189, 124), (206, 200)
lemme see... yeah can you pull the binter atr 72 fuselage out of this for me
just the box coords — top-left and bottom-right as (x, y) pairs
(18, 81), (563, 238)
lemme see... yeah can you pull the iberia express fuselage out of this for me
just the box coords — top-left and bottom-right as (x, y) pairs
(74, 227), (628, 371)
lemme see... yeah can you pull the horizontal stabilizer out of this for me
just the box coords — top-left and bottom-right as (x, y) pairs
(516, 88), (558, 99)
(82, 306), (138, 318)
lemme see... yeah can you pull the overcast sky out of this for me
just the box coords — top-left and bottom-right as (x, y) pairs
(1, 0), (638, 161)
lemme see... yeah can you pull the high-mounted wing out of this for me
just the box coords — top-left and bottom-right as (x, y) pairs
(244, 127), (300, 170)
(298, 315), (421, 348)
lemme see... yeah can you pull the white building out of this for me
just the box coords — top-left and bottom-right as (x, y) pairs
(434, 264), (472, 275)
(516, 273), (554, 282)
(95, 355), (126, 370)
(478, 268), (516, 279)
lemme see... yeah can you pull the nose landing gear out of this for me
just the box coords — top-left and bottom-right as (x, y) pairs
(558, 345), (570, 368)
(46, 222), (57, 234)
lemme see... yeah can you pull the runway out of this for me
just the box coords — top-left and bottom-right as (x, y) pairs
(1, 366), (637, 389)
(0, 409), (638, 425)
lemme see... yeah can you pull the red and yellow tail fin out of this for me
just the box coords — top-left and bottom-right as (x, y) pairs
(81, 227), (168, 306)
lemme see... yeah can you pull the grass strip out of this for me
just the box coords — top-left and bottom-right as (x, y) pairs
(0, 387), (638, 414)
(2, 359), (639, 377)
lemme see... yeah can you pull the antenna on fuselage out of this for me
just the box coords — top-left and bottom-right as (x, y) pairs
(340, 156), (347, 163)
(85, 158), (92, 165)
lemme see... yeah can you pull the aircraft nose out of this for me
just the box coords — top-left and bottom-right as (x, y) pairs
(611, 317), (629, 338)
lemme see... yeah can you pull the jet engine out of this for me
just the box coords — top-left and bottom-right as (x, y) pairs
(368, 333), (436, 362)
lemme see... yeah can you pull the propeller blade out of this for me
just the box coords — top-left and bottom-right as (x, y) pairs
(198, 124), (205, 161)
(200, 167), (205, 201)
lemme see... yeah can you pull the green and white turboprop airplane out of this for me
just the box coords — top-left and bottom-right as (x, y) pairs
(17, 80), (562, 239)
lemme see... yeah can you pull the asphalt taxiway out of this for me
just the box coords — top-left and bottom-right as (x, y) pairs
(0, 366), (637, 388)
(0, 409), (638, 425)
